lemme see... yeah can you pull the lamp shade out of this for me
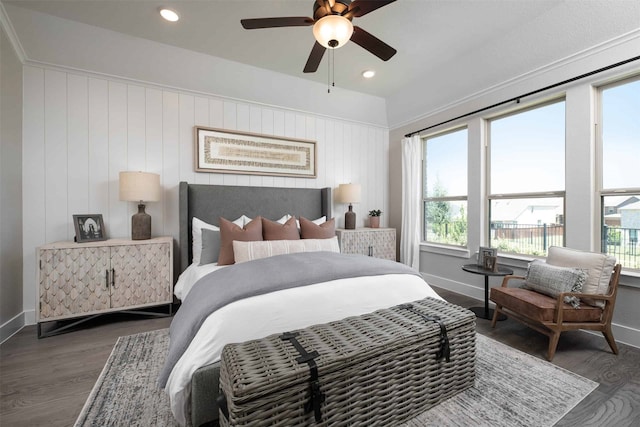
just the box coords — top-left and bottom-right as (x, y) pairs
(338, 183), (361, 204)
(119, 171), (161, 202)
(312, 15), (354, 49)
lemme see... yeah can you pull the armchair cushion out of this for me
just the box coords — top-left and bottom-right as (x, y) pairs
(546, 246), (616, 308)
(490, 287), (603, 323)
(524, 260), (587, 308)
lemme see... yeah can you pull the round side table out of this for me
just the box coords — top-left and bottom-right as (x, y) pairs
(462, 263), (514, 320)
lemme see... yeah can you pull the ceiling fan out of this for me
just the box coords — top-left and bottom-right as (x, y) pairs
(241, 0), (397, 73)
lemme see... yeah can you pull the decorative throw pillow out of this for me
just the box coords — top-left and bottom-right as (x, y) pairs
(199, 228), (221, 266)
(262, 217), (300, 240)
(233, 236), (340, 263)
(299, 217), (335, 239)
(295, 216), (326, 229)
(218, 216), (263, 265)
(192, 216), (244, 265)
(524, 260), (587, 308)
(546, 246), (616, 308)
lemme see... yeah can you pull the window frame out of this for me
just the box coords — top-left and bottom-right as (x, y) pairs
(421, 126), (469, 248)
(596, 75), (640, 271)
(486, 98), (567, 257)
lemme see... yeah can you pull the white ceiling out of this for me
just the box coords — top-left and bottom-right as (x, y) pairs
(4, 0), (640, 122)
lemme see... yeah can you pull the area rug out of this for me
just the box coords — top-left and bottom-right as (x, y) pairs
(75, 329), (597, 427)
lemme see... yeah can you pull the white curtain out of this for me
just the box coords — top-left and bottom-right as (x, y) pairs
(400, 135), (421, 270)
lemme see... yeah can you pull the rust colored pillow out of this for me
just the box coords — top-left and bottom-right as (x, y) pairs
(262, 216), (300, 241)
(218, 216), (263, 265)
(299, 217), (335, 239)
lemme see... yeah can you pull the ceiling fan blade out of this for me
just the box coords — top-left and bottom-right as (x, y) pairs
(350, 26), (397, 61)
(316, 0), (332, 15)
(241, 17), (314, 29)
(347, 0), (396, 18)
(303, 42), (326, 73)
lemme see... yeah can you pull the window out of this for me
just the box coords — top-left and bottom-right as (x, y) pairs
(599, 77), (640, 270)
(488, 100), (566, 256)
(423, 128), (468, 246)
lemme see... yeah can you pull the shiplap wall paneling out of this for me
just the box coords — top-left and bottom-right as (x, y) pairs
(161, 91), (180, 242)
(88, 78), (109, 226)
(145, 87), (165, 238)
(21, 65), (389, 320)
(107, 81), (128, 239)
(67, 74), (89, 238)
(44, 69), (68, 242)
(179, 93), (196, 186)
(193, 96), (210, 186)
(22, 66), (45, 313)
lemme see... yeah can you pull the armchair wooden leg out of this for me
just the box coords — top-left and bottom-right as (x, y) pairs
(491, 305), (501, 328)
(603, 327), (619, 355)
(547, 331), (561, 361)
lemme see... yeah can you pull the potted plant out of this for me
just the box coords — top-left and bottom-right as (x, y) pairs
(368, 209), (382, 228)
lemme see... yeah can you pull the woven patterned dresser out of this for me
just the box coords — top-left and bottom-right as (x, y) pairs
(219, 297), (476, 426)
(37, 237), (173, 337)
(335, 227), (396, 261)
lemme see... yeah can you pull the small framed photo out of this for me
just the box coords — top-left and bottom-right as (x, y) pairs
(484, 255), (498, 272)
(73, 214), (106, 243)
(477, 246), (497, 267)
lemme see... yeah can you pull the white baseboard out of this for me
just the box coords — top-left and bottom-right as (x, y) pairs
(24, 309), (35, 325)
(422, 273), (640, 350)
(1, 312), (25, 344)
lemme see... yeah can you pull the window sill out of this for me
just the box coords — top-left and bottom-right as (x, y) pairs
(420, 242), (470, 259)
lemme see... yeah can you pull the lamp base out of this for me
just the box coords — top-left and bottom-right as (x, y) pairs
(131, 204), (151, 240)
(345, 204), (356, 230)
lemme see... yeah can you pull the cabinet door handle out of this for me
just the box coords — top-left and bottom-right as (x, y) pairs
(105, 269), (109, 289)
(111, 268), (115, 287)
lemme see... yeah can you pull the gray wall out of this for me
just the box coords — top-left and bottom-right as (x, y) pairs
(0, 23), (24, 342)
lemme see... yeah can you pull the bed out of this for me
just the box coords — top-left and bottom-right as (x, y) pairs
(164, 182), (441, 427)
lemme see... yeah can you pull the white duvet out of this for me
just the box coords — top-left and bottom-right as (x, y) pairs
(167, 265), (442, 426)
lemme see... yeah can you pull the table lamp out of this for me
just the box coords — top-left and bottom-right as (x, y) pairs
(119, 171), (161, 240)
(338, 183), (361, 230)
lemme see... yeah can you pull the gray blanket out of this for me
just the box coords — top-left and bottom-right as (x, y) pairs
(158, 251), (420, 387)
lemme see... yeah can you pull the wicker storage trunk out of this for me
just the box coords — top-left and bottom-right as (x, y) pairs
(218, 297), (476, 426)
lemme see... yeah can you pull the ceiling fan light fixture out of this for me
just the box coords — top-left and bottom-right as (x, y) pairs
(312, 15), (354, 49)
(159, 8), (179, 22)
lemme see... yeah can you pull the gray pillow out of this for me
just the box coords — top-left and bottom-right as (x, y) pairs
(524, 260), (587, 308)
(199, 228), (221, 266)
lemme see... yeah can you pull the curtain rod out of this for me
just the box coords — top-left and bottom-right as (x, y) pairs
(404, 55), (640, 138)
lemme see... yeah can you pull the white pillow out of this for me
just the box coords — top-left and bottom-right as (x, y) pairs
(276, 214), (292, 224)
(546, 246), (616, 308)
(233, 236), (340, 264)
(192, 216), (244, 265)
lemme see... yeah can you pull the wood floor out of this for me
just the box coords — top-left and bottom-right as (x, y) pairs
(1, 288), (639, 427)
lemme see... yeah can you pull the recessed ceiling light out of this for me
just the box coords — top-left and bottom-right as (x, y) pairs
(362, 70), (375, 79)
(159, 8), (179, 22)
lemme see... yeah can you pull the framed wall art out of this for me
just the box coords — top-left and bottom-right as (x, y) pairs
(73, 214), (106, 243)
(194, 126), (317, 178)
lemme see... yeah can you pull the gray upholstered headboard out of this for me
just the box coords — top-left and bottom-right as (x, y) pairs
(178, 182), (332, 274)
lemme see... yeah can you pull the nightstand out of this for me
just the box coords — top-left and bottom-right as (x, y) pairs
(37, 236), (173, 337)
(335, 228), (396, 261)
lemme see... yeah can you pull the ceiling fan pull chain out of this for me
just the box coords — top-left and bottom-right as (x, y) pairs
(327, 48), (331, 93)
(332, 49), (335, 89)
